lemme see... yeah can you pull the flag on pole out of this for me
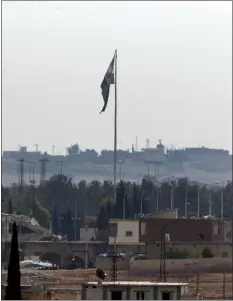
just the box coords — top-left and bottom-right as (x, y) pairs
(100, 54), (115, 113)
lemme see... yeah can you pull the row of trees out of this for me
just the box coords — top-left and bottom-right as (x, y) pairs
(2, 175), (232, 239)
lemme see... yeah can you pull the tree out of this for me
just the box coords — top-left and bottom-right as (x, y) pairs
(97, 205), (109, 230)
(60, 209), (75, 240)
(5, 222), (21, 300)
(114, 181), (126, 218)
(33, 201), (50, 229)
(202, 247), (215, 258)
(8, 199), (13, 214)
(132, 183), (140, 217)
(52, 204), (59, 235)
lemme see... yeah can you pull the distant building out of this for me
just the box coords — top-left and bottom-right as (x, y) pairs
(139, 217), (232, 245)
(109, 219), (141, 245)
(139, 217), (232, 259)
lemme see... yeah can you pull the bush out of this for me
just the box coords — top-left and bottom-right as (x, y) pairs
(166, 247), (190, 259)
(201, 247), (215, 258)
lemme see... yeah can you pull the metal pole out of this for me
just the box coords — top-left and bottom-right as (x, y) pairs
(85, 225), (88, 269)
(156, 163), (160, 212)
(221, 186), (224, 220)
(185, 185), (188, 218)
(123, 194), (126, 220)
(209, 188), (212, 216)
(119, 163), (122, 181)
(113, 49), (118, 203)
(163, 232), (166, 282)
(74, 199), (77, 241)
(170, 184), (173, 210)
(197, 185), (200, 218)
(140, 191), (143, 216)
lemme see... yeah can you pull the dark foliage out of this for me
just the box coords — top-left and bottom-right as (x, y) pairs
(5, 222), (21, 300)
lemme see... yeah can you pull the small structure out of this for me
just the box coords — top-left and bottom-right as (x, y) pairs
(81, 281), (188, 300)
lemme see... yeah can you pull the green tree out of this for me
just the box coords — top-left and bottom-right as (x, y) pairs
(202, 247), (215, 258)
(33, 201), (50, 229)
(7, 199), (13, 214)
(166, 247), (190, 259)
(5, 222), (21, 300)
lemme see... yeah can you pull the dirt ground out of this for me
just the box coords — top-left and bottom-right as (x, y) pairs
(10, 268), (231, 299)
(2, 265), (232, 299)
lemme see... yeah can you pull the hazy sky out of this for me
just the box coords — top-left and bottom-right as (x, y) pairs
(2, 1), (232, 154)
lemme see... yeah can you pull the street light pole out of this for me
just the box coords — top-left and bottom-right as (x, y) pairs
(140, 190), (143, 216)
(84, 225), (88, 269)
(209, 188), (212, 216)
(170, 181), (176, 210)
(156, 182), (159, 213)
(197, 185), (200, 218)
(185, 184), (188, 218)
(220, 186), (224, 220)
(117, 160), (124, 181)
(123, 193), (127, 220)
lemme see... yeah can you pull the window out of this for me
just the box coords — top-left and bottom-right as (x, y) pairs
(125, 231), (132, 237)
(136, 291), (145, 300)
(222, 251), (228, 258)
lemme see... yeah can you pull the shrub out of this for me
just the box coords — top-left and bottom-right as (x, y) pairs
(201, 247), (215, 258)
(166, 247), (190, 259)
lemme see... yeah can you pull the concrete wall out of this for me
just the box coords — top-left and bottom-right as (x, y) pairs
(95, 255), (130, 270)
(149, 209), (178, 219)
(80, 228), (97, 241)
(145, 242), (232, 259)
(129, 258), (232, 275)
(109, 220), (139, 244)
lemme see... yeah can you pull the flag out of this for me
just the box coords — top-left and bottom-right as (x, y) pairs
(100, 54), (115, 113)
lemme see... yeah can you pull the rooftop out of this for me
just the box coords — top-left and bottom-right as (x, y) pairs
(86, 281), (188, 287)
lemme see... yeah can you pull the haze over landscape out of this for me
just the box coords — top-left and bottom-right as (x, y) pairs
(2, 1), (232, 184)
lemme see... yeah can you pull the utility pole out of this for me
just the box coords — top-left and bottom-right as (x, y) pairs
(57, 161), (63, 175)
(185, 182), (188, 218)
(17, 158), (25, 193)
(197, 184), (200, 218)
(220, 186), (224, 220)
(209, 188), (212, 216)
(34, 144), (39, 152)
(155, 161), (161, 212)
(27, 161), (36, 216)
(40, 158), (49, 185)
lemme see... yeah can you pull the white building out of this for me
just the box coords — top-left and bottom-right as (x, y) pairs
(81, 281), (189, 300)
(109, 219), (140, 245)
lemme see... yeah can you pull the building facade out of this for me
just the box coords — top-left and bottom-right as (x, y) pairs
(109, 219), (140, 245)
(139, 218), (232, 244)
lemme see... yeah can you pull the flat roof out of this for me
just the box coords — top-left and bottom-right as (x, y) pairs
(87, 281), (188, 287)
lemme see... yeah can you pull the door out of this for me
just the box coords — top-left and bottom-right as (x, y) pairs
(162, 292), (171, 300)
(111, 291), (123, 300)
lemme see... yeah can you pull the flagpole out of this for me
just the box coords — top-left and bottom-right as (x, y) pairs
(113, 49), (118, 202)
